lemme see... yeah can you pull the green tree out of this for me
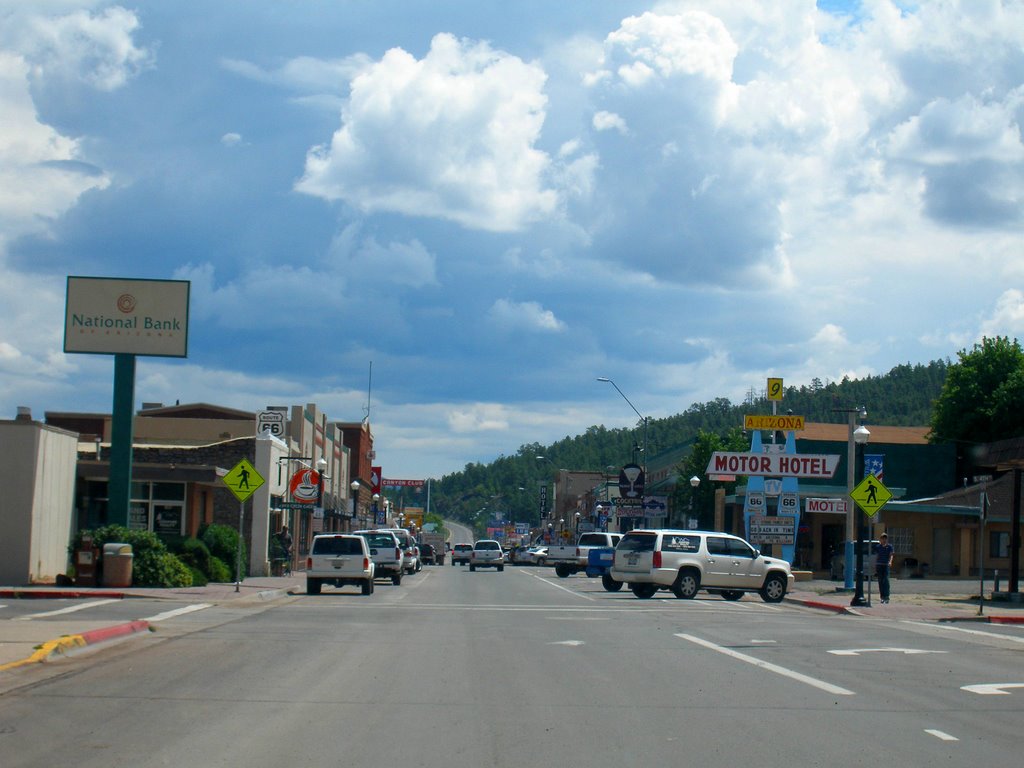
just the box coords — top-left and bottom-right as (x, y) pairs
(671, 427), (748, 528)
(930, 336), (1024, 444)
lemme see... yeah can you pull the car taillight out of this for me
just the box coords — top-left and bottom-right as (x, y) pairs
(653, 551), (662, 568)
(575, 547), (581, 556)
(306, 557), (312, 569)
(363, 557), (370, 570)
(395, 547), (401, 559)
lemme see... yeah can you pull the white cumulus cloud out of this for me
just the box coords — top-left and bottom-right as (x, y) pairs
(296, 32), (562, 232)
(488, 299), (566, 333)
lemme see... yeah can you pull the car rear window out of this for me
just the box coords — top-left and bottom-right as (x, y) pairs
(455, 544), (472, 552)
(475, 541), (500, 550)
(361, 534), (397, 549)
(578, 533), (610, 546)
(312, 536), (364, 555)
(616, 533), (657, 553)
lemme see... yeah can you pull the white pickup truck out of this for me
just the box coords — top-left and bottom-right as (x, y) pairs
(546, 532), (622, 578)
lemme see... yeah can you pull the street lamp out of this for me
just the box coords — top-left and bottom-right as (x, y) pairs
(372, 492), (380, 528)
(597, 377), (649, 531)
(689, 475), (701, 529)
(834, 405), (867, 589)
(850, 423), (872, 607)
(350, 480), (361, 527)
(574, 511), (581, 533)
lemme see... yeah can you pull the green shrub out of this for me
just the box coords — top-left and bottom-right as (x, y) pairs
(175, 538), (213, 575)
(207, 556), (233, 583)
(134, 551), (193, 588)
(73, 525), (193, 588)
(188, 566), (208, 587)
(199, 524), (247, 576)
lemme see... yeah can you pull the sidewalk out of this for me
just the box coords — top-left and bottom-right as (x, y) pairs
(0, 577), (302, 672)
(785, 578), (1024, 623)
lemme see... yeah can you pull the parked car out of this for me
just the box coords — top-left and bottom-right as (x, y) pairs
(386, 528), (421, 574)
(511, 546), (547, 565)
(451, 543), (473, 566)
(306, 534), (375, 595)
(470, 539), (505, 571)
(610, 529), (794, 602)
(354, 529), (405, 585)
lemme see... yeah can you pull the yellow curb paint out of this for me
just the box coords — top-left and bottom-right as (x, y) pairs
(0, 635), (85, 672)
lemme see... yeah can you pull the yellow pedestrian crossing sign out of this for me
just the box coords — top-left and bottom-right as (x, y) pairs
(223, 458), (264, 503)
(851, 473), (891, 517)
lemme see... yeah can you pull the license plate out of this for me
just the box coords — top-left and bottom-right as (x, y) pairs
(627, 554), (639, 566)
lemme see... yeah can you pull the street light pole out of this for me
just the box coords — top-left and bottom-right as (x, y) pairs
(689, 475), (701, 529)
(833, 405), (867, 590)
(850, 423), (871, 607)
(597, 377), (649, 532)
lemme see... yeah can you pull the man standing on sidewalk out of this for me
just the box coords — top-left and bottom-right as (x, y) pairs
(875, 532), (895, 603)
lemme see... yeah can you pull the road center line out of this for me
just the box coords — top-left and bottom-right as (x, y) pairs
(675, 633), (855, 696)
(142, 603), (213, 622)
(15, 599), (121, 620)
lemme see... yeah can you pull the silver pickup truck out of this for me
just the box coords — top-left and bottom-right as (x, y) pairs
(546, 532), (622, 578)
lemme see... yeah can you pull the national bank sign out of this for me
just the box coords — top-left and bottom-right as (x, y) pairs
(64, 276), (190, 358)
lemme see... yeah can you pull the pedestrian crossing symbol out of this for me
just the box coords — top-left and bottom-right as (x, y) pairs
(851, 473), (891, 517)
(223, 458), (265, 502)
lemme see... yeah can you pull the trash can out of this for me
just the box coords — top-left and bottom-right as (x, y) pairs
(75, 540), (100, 587)
(101, 543), (134, 587)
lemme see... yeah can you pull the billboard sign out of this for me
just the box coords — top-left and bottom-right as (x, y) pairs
(64, 276), (190, 357)
(706, 451), (839, 478)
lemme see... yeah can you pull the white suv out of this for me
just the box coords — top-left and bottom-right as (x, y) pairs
(610, 529), (793, 602)
(306, 534), (375, 595)
(469, 540), (504, 571)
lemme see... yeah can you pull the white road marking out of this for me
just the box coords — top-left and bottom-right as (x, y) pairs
(925, 729), (959, 742)
(547, 616), (610, 621)
(15, 599), (120, 620)
(750, 639), (777, 644)
(961, 683), (1024, 695)
(549, 640), (585, 646)
(676, 633), (855, 696)
(828, 648), (946, 656)
(142, 603), (213, 622)
(901, 620), (1024, 645)
(527, 572), (596, 601)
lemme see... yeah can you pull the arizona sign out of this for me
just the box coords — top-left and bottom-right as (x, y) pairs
(705, 452), (840, 479)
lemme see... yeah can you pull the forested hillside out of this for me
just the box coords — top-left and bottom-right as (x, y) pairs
(432, 361), (948, 526)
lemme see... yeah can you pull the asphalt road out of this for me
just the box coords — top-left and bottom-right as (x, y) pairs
(1, 566), (1022, 767)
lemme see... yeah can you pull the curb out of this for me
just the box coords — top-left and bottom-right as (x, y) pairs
(0, 621), (150, 672)
(0, 589), (126, 600)
(785, 597), (851, 614)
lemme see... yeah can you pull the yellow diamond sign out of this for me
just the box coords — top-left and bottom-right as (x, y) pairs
(223, 458), (265, 503)
(851, 473), (891, 518)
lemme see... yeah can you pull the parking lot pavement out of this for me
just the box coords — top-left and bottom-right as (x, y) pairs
(0, 577), (302, 671)
(785, 578), (1024, 623)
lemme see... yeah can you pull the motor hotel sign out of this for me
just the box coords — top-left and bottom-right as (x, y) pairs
(706, 451), (840, 479)
(64, 276), (190, 357)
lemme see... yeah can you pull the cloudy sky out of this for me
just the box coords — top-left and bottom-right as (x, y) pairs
(2, 1), (1023, 479)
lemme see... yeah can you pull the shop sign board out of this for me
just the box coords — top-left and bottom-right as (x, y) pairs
(64, 276), (190, 357)
(706, 451), (839, 478)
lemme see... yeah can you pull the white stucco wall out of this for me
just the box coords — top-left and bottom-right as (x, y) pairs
(0, 420), (79, 584)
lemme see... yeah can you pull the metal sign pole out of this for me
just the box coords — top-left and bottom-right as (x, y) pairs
(236, 498), (245, 593)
